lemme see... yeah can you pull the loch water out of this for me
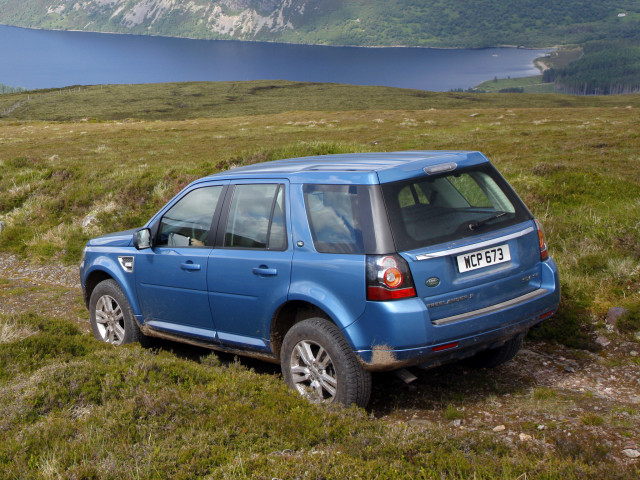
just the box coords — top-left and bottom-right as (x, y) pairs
(0, 25), (551, 91)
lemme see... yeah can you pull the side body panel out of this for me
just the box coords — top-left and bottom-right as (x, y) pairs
(288, 183), (367, 331)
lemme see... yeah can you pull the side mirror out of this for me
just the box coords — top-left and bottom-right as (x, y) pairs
(133, 228), (152, 250)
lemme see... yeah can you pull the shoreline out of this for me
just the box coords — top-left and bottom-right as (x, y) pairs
(0, 23), (556, 51)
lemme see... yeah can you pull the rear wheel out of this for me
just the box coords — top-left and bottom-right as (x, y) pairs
(281, 317), (372, 408)
(89, 279), (142, 346)
(468, 335), (523, 369)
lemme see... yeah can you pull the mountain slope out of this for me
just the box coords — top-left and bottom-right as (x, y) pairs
(0, 0), (638, 47)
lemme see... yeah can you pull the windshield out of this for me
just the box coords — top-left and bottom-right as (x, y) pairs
(381, 163), (532, 252)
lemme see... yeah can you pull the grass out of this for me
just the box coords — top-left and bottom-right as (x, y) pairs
(1, 81), (639, 349)
(2, 81), (640, 122)
(1, 312), (637, 479)
(617, 305), (640, 335)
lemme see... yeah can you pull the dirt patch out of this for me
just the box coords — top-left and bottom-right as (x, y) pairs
(0, 253), (87, 331)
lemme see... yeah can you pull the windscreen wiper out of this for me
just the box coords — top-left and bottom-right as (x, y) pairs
(468, 211), (508, 231)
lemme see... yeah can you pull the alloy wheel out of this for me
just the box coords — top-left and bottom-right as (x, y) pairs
(289, 340), (338, 403)
(94, 294), (126, 345)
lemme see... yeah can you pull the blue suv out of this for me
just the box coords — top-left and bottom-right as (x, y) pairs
(80, 151), (560, 407)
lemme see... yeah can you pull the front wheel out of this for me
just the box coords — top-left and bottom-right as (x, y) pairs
(89, 279), (142, 346)
(281, 317), (372, 408)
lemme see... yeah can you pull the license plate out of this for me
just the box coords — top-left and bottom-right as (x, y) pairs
(457, 244), (511, 273)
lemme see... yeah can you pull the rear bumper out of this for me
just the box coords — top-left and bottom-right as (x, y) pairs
(345, 258), (560, 372)
(354, 310), (552, 371)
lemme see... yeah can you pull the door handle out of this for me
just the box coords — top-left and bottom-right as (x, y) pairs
(180, 262), (201, 271)
(252, 266), (277, 276)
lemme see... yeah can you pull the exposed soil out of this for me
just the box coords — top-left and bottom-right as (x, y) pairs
(0, 253), (87, 329)
(1, 253), (638, 465)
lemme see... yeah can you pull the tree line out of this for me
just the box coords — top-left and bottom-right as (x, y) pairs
(0, 84), (26, 94)
(543, 36), (640, 95)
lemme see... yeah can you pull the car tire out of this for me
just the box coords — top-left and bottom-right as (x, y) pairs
(281, 317), (372, 408)
(89, 279), (143, 346)
(468, 335), (523, 369)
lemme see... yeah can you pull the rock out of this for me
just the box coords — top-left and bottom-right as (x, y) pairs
(453, 419), (461, 427)
(606, 307), (629, 329)
(622, 449), (640, 459)
(519, 433), (533, 442)
(0, 221), (4, 235)
(631, 351), (638, 357)
(82, 214), (97, 229)
(493, 425), (506, 432)
(595, 335), (611, 347)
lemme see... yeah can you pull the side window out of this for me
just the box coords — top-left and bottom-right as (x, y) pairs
(304, 184), (364, 254)
(157, 186), (223, 247)
(224, 184), (287, 250)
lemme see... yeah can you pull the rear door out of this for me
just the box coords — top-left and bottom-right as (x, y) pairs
(207, 181), (293, 351)
(381, 164), (542, 326)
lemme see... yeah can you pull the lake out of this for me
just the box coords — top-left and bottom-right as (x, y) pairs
(0, 24), (551, 91)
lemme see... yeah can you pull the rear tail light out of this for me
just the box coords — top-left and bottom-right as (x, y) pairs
(534, 219), (549, 261)
(366, 254), (417, 301)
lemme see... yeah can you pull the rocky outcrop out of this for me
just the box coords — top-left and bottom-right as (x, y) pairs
(30, 0), (320, 39)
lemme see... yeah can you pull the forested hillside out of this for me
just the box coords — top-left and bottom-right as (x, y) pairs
(544, 38), (640, 94)
(0, 0), (637, 48)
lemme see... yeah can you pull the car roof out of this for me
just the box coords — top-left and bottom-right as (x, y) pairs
(199, 151), (490, 185)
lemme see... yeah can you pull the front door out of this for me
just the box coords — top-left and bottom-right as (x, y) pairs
(136, 183), (225, 337)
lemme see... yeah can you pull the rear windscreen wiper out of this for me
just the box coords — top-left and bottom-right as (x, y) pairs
(468, 211), (508, 231)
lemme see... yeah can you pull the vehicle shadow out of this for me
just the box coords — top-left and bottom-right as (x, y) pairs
(141, 337), (533, 416)
(369, 361), (534, 418)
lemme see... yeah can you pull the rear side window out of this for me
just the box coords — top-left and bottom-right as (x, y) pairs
(224, 184), (287, 250)
(382, 164), (531, 252)
(304, 185), (366, 254)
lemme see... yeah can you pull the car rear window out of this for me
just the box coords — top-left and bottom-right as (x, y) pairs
(381, 163), (532, 252)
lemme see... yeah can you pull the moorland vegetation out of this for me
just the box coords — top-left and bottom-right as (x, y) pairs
(0, 81), (639, 478)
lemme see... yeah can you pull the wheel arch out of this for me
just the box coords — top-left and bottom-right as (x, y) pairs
(83, 262), (140, 316)
(83, 269), (113, 308)
(270, 300), (334, 361)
